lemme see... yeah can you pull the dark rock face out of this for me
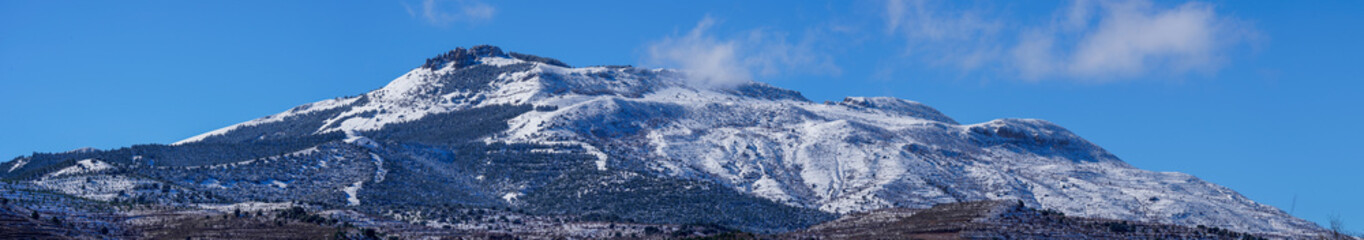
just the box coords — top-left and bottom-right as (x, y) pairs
(729, 83), (810, 102)
(508, 52), (570, 68)
(421, 45), (510, 70)
(421, 45), (571, 70)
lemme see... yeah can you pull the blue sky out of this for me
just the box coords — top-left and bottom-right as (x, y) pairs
(1, 0), (1360, 232)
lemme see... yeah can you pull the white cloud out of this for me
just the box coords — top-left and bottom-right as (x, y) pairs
(643, 17), (841, 89)
(405, 0), (495, 26)
(882, 0), (1004, 70)
(1015, 0), (1246, 80)
(883, 0), (1254, 82)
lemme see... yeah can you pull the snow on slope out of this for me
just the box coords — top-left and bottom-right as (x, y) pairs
(174, 97), (360, 145)
(479, 58), (1316, 236)
(46, 159), (115, 178)
(34, 175), (148, 201)
(343, 181), (363, 206)
(7, 157), (28, 172)
(34, 159), (153, 202)
(165, 46), (1321, 236)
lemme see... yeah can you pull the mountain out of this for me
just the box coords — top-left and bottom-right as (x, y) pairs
(0, 45), (1326, 238)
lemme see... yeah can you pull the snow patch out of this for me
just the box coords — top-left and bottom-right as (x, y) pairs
(369, 153), (387, 183)
(579, 143), (609, 171)
(46, 159), (114, 178)
(343, 181), (363, 206)
(269, 180), (289, 189)
(344, 132), (380, 149)
(201, 178), (227, 189)
(479, 56), (525, 67)
(199, 202), (295, 212)
(751, 176), (791, 202)
(502, 192), (522, 202)
(7, 158), (28, 172)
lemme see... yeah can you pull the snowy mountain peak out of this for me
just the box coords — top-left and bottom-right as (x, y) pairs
(139, 46), (1326, 237)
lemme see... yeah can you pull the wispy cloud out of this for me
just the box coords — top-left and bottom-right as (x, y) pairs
(883, 0), (1004, 71)
(883, 0), (1255, 82)
(1013, 0), (1253, 80)
(643, 16), (841, 89)
(405, 0), (495, 27)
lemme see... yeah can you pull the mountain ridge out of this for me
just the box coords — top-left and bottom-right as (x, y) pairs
(2, 45), (1327, 237)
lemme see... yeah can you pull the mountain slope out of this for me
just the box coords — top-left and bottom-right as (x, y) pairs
(784, 200), (1274, 239)
(1, 45), (1324, 237)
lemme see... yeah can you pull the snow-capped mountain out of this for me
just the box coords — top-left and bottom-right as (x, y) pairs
(2, 45), (1323, 236)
